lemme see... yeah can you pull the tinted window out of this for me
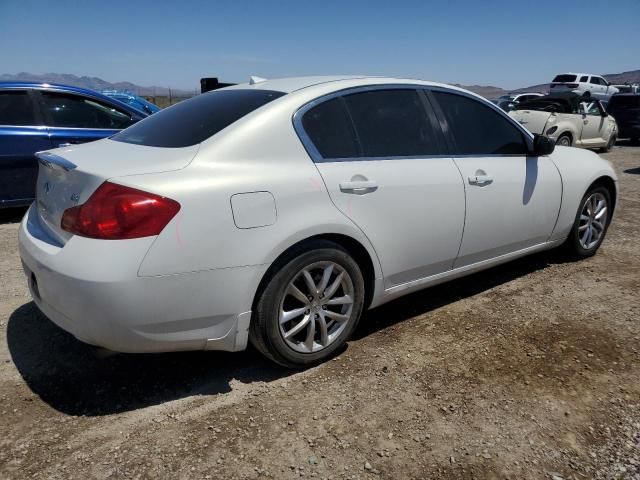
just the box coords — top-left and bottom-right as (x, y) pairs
(0, 91), (37, 126)
(343, 89), (441, 157)
(589, 77), (601, 85)
(113, 89), (285, 148)
(608, 95), (640, 109)
(302, 98), (358, 158)
(40, 92), (135, 129)
(433, 91), (528, 155)
(553, 74), (577, 83)
(580, 76), (589, 82)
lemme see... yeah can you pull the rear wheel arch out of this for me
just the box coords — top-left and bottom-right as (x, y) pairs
(252, 233), (377, 314)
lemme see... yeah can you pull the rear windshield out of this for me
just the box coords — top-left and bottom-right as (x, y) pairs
(608, 95), (640, 109)
(112, 89), (286, 147)
(552, 74), (577, 83)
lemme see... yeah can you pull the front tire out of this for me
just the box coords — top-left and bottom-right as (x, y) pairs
(250, 240), (365, 368)
(562, 186), (612, 258)
(556, 134), (572, 147)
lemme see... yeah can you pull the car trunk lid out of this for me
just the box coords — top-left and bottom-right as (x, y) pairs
(34, 139), (199, 244)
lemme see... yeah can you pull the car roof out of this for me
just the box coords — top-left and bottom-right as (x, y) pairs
(223, 75), (476, 95)
(1, 81), (107, 96)
(555, 73), (609, 78)
(0, 81), (149, 116)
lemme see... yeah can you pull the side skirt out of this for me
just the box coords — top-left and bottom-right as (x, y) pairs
(369, 239), (564, 309)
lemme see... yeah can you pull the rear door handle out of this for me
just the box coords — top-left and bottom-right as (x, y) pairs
(468, 174), (493, 186)
(339, 180), (378, 194)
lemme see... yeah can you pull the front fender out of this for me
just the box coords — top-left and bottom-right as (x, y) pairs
(549, 147), (618, 242)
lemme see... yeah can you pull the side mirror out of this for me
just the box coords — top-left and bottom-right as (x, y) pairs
(533, 134), (555, 155)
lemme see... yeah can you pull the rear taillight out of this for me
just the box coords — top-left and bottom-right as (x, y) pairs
(567, 83), (579, 88)
(61, 182), (180, 240)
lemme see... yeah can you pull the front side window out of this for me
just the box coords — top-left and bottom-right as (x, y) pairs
(113, 89), (285, 148)
(580, 102), (602, 116)
(0, 90), (37, 126)
(589, 77), (602, 85)
(342, 89), (441, 157)
(433, 91), (528, 155)
(40, 92), (135, 129)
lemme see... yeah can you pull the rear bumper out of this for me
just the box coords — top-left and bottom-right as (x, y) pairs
(18, 205), (264, 353)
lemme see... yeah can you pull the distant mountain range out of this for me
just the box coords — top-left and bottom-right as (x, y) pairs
(0, 72), (196, 97)
(2, 70), (639, 100)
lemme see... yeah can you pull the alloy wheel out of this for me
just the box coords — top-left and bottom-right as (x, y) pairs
(578, 192), (608, 250)
(278, 261), (355, 353)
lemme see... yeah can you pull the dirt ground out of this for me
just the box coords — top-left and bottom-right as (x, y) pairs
(0, 144), (639, 480)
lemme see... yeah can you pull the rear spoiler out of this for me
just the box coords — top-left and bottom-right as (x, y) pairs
(36, 151), (77, 172)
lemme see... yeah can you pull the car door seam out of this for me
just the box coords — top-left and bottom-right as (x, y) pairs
(547, 158), (565, 241)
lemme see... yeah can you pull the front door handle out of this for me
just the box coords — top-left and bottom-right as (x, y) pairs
(339, 180), (378, 194)
(468, 174), (493, 186)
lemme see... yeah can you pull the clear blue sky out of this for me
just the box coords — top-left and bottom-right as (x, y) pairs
(1, 0), (638, 90)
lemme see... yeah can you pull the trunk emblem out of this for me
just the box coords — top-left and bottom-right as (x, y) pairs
(71, 193), (80, 202)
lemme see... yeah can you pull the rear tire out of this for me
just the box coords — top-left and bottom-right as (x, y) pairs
(250, 240), (365, 368)
(562, 185), (612, 259)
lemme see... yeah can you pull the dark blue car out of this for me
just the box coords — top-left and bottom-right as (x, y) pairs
(0, 82), (148, 208)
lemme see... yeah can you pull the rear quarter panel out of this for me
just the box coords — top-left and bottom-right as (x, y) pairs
(117, 94), (383, 282)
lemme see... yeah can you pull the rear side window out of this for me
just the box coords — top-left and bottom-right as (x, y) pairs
(343, 89), (441, 157)
(433, 91), (528, 155)
(580, 76), (589, 82)
(608, 95), (640, 109)
(113, 89), (285, 148)
(0, 91), (37, 126)
(40, 92), (135, 129)
(302, 98), (359, 158)
(553, 74), (577, 83)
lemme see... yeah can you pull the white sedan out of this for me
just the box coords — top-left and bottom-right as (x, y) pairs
(19, 76), (618, 367)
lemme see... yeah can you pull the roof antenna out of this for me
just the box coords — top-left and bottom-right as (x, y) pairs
(249, 76), (267, 85)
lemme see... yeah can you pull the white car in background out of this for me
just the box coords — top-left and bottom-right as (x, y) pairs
(550, 73), (619, 101)
(509, 94), (618, 151)
(19, 76), (618, 367)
